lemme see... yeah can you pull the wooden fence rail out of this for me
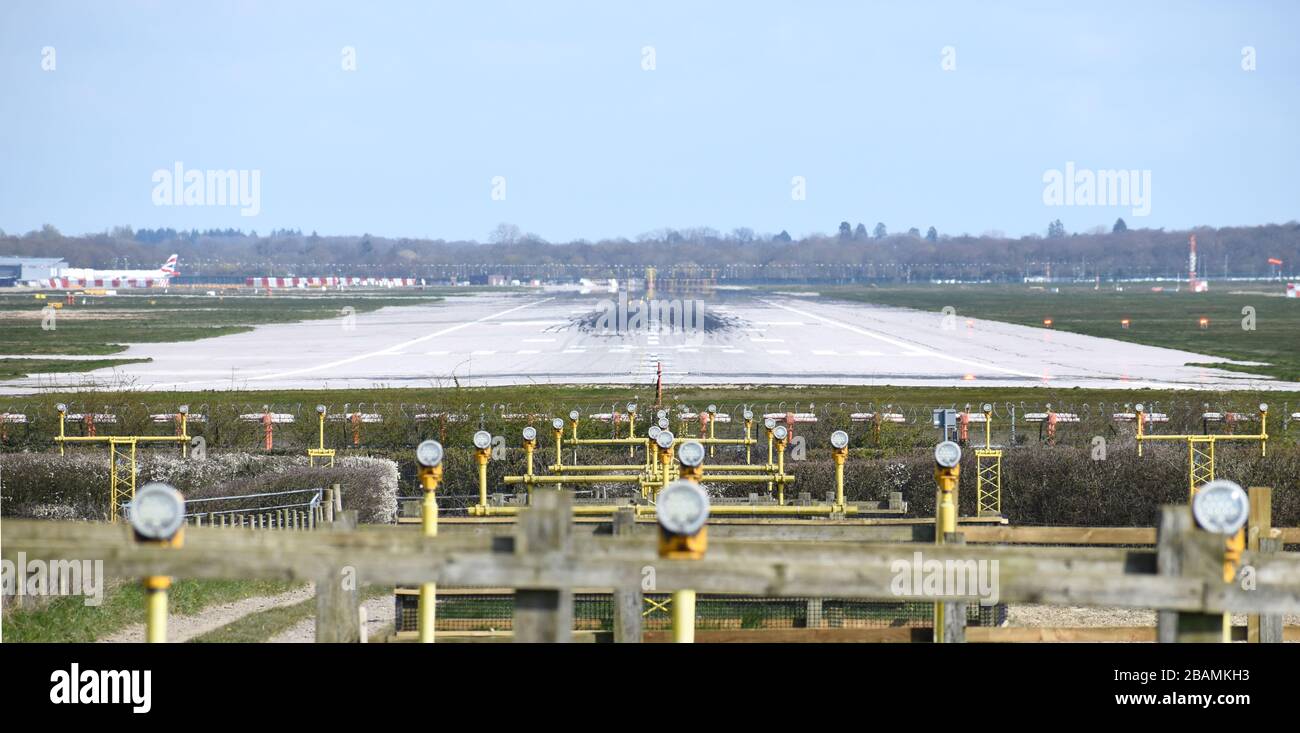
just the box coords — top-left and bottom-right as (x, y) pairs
(5, 488), (1299, 642)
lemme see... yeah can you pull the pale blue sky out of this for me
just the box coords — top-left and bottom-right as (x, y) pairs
(1, 0), (1297, 241)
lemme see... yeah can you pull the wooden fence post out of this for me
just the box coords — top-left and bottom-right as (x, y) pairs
(1156, 505), (1224, 642)
(324, 487), (336, 524)
(1247, 487), (1271, 643)
(611, 507), (643, 643)
(1257, 536), (1284, 643)
(941, 532), (967, 643)
(513, 490), (573, 642)
(315, 510), (360, 642)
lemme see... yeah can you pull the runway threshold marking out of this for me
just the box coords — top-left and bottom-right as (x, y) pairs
(247, 298), (554, 381)
(763, 299), (1039, 379)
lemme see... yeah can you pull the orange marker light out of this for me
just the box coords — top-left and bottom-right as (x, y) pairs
(1043, 318), (1053, 327)
(1199, 317), (1209, 329)
(1121, 318), (1130, 329)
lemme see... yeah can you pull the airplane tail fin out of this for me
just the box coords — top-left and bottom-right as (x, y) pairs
(160, 254), (179, 276)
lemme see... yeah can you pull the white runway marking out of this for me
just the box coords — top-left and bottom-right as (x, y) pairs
(763, 299), (1040, 379)
(246, 298), (552, 382)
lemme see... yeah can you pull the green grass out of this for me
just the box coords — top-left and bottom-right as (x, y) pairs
(188, 585), (389, 643)
(813, 283), (1300, 382)
(0, 357), (152, 378)
(0, 291), (448, 358)
(2, 578), (301, 643)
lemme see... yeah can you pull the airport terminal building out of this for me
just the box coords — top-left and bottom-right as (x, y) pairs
(0, 255), (68, 285)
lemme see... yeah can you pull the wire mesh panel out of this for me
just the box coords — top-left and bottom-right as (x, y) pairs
(395, 589), (1007, 634)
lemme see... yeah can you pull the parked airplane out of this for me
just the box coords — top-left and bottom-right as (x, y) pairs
(33, 254), (179, 288)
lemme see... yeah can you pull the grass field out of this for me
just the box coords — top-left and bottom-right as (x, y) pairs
(0, 290), (450, 357)
(814, 283), (1300, 381)
(2, 578), (301, 643)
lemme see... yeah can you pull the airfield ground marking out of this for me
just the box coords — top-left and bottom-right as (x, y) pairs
(762, 299), (1040, 379)
(247, 298), (553, 381)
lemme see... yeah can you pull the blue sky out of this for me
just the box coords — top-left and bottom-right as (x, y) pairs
(1, 0), (1297, 241)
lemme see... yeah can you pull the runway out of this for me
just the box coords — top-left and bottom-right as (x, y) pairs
(4, 292), (1296, 393)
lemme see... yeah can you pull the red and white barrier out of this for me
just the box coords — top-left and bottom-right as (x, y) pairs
(1287, 283), (1297, 298)
(37, 278), (165, 289)
(246, 277), (420, 288)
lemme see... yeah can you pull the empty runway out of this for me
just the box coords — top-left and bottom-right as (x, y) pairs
(4, 292), (1295, 393)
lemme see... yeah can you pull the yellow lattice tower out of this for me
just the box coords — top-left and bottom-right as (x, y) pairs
(109, 437), (137, 523)
(974, 404), (1003, 517)
(1188, 436), (1215, 499)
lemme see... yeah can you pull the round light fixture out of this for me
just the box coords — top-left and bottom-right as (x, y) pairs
(1135, 403), (1145, 412)
(830, 430), (849, 449)
(1259, 403), (1268, 413)
(656, 430), (675, 450)
(522, 426), (537, 442)
(56, 402), (67, 413)
(416, 440), (444, 467)
(1192, 480), (1249, 535)
(627, 402), (637, 413)
(473, 430), (492, 450)
(569, 409), (580, 422)
(658, 417), (670, 430)
(982, 403), (992, 413)
(772, 425), (788, 441)
(764, 417), (776, 430)
(707, 404), (717, 414)
(552, 417), (565, 430)
(934, 440), (962, 468)
(128, 483), (186, 541)
(648, 425), (662, 440)
(657, 479), (710, 536)
(316, 404), (326, 414)
(677, 440), (706, 467)
(742, 409), (753, 421)
(178, 404), (189, 415)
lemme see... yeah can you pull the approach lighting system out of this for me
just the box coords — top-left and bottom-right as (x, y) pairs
(472, 430), (492, 450)
(552, 417), (565, 430)
(934, 440), (962, 469)
(416, 439), (444, 468)
(522, 426), (537, 442)
(830, 430), (849, 450)
(772, 425), (788, 442)
(128, 483), (186, 542)
(656, 430), (675, 450)
(764, 417), (776, 431)
(677, 440), (706, 468)
(316, 404), (326, 415)
(657, 479), (710, 537)
(1192, 480), (1250, 536)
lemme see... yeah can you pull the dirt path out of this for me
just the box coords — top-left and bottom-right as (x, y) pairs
(1009, 605), (1300, 628)
(99, 586), (314, 643)
(267, 595), (395, 643)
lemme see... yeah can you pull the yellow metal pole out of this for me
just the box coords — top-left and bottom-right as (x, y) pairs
(1260, 406), (1268, 457)
(672, 590), (696, 642)
(476, 450), (490, 509)
(57, 407), (66, 455)
(776, 439), (787, 505)
(1136, 406), (1145, 457)
(933, 461), (960, 642)
(833, 450), (846, 508)
(744, 418), (753, 464)
(145, 576), (169, 643)
(319, 412), (325, 450)
(418, 465), (442, 644)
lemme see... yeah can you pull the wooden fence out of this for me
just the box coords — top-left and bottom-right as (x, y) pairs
(4, 488), (1298, 643)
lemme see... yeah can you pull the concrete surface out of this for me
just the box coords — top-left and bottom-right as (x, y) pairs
(4, 292), (1295, 393)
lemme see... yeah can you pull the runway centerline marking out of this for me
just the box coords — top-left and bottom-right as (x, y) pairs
(762, 299), (1039, 379)
(248, 298), (553, 381)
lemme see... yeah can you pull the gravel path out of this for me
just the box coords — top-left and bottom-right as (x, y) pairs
(266, 594), (395, 643)
(98, 586), (314, 643)
(1009, 605), (1300, 628)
